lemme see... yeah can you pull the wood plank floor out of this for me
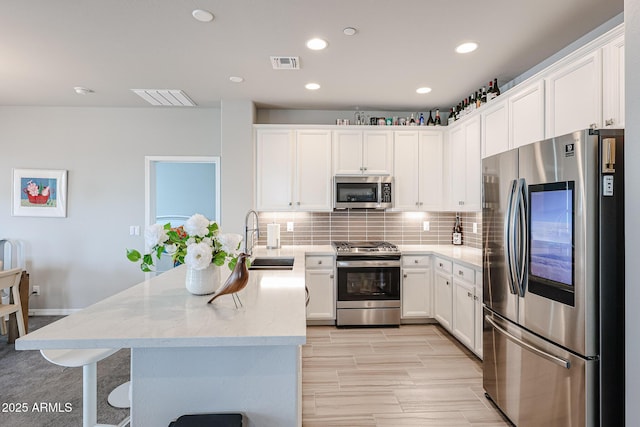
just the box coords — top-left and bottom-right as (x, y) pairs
(302, 324), (511, 426)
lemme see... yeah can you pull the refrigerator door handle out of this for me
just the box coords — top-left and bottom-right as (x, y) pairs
(504, 179), (518, 295)
(485, 315), (570, 369)
(515, 178), (528, 297)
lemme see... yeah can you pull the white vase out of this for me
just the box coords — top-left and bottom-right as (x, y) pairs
(185, 264), (220, 295)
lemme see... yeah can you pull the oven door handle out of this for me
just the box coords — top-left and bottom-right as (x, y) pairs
(336, 260), (401, 268)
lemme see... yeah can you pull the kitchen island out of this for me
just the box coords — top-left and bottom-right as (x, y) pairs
(16, 261), (307, 427)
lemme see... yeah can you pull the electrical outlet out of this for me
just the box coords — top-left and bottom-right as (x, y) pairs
(423, 221), (430, 231)
(287, 221), (294, 232)
(33, 285), (40, 296)
(473, 222), (478, 234)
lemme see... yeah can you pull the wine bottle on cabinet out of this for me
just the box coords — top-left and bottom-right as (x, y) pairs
(448, 108), (455, 125)
(487, 81), (495, 101)
(481, 86), (487, 103)
(452, 215), (463, 245)
(419, 112), (425, 125)
(434, 109), (441, 126)
(494, 78), (501, 97)
(426, 110), (435, 126)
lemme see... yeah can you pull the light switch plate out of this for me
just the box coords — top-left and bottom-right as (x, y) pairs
(423, 221), (430, 231)
(473, 223), (478, 234)
(287, 222), (294, 232)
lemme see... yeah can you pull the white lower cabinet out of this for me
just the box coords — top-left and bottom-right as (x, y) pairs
(401, 255), (432, 319)
(305, 255), (335, 322)
(433, 257), (453, 331)
(474, 271), (483, 358)
(452, 263), (475, 350)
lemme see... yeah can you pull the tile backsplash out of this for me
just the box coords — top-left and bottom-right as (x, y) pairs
(256, 211), (482, 249)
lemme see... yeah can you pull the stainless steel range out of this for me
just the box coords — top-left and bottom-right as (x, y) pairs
(333, 241), (401, 326)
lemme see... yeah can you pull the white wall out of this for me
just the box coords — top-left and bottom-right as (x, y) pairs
(0, 107), (221, 311)
(220, 100), (256, 237)
(625, 0), (640, 422)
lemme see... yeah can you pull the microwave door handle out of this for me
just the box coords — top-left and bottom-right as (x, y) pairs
(504, 179), (518, 295)
(516, 179), (528, 297)
(485, 315), (570, 369)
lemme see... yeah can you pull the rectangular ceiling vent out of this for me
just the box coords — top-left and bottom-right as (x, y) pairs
(270, 56), (300, 70)
(131, 89), (196, 106)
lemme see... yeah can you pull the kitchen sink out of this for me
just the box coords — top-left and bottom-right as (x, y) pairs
(248, 257), (294, 270)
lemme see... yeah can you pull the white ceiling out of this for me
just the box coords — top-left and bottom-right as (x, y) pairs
(0, 0), (623, 111)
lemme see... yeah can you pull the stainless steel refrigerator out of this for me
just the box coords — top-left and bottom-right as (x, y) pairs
(482, 129), (625, 426)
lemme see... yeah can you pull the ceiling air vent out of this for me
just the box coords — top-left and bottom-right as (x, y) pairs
(131, 89), (196, 106)
(270, 56), (300, 70)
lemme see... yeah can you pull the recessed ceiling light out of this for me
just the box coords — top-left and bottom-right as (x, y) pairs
(416, 87), (432, 94)
(229, 76), (244, 83)
(305, 83), (320, 90)
(343, 27), (357, 36)
(455, 42), (478, 54)
(73, 86), (94, 95)
(192, 9), (214, 22)
(306, 38), (328, 50)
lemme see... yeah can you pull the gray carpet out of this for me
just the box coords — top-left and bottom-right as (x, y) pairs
(0, 316), (130, 427)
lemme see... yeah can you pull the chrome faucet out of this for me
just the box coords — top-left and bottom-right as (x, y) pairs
(244, 209), (260, 256)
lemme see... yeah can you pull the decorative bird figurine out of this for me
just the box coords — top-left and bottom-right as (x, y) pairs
(207, 253), (250, 307)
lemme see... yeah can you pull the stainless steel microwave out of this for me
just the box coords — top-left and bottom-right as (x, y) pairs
(334, 176), (393, 210)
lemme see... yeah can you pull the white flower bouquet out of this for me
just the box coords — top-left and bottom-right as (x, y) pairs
(127, 213), (243, 272)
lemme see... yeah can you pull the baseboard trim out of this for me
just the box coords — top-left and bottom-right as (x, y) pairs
(29, 309), (81, 316)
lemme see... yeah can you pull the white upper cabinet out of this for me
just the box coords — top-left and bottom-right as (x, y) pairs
(545, 50), (602, 137)
(295, 130), (333, 211)
(256, 128), (332, 211)
(256, 128), (295, 211)
(602, 34), (625, 129)
(449, 116), (481, 212)
(509, 80), (545, 148)
(394, 130), (443, 211)
(333, 129), (393, 175)
(481, 98), (509, 158)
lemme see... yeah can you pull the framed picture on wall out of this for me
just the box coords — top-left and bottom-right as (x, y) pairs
(12, 169), (68, 217)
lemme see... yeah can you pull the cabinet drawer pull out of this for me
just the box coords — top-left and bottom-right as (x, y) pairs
(318, 260), (322, 265)
(403, 274), (407, 278)
(439, 263), (443, 268)
(467, 291), (473, 298)
(288, 202), (292, 206)
(458, 270), (463, 276)
(605, 118), (615, 126)
(297, 201), (301, 205)
(446, 281), (450, 286)
(414, 259), (419, 264)
(329, 274), (334, 279)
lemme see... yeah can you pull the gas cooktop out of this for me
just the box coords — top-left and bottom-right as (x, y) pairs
(332, 241), (399, 254)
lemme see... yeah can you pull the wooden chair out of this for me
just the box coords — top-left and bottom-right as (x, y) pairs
(0, 268), (26, 338)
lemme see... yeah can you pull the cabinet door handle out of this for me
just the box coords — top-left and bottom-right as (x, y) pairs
(467, 291), (473, 298)
(318, 260), (322, 264)
(446, 281), (450, 286)
(403, 274), (407, 278)
(329, 274), (334, 279)
(458, 270), (464, 276)
(414, 259), (419, 264)
(297, 201), (301, 205)
(439, 263), (443, 268)
(419, 202), (423, 206)
(288, 202), (292, 206)
(590, 123), (598, 129)
(605, 118), (615, 126)
(359, 166), (363, 171)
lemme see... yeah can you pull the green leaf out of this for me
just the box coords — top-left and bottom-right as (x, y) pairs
(126, 249), (141, 262)
(164, 223), (172, 230)
(142, 253), (154, 266)
(155, 246), (164, 259)
(228, 258), (237, 270)
(140, 263), (152, 272)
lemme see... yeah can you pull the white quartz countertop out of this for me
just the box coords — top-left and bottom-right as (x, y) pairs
(16, 261), (307, 351)
(398, 245), (482, 269)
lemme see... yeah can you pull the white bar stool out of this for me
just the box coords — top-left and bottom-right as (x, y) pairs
(40, 348), (130, 427)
